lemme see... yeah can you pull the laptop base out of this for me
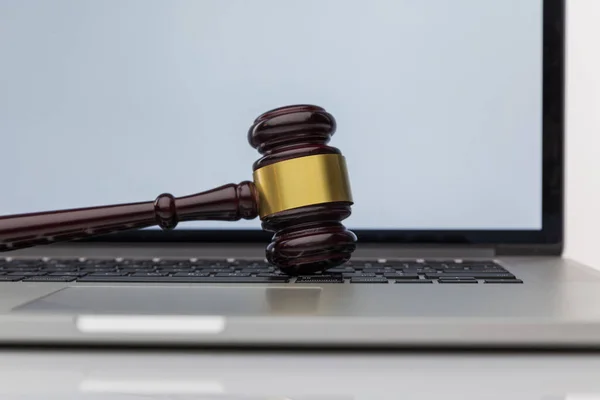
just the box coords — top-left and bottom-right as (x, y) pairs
(0, 243), (598, 348)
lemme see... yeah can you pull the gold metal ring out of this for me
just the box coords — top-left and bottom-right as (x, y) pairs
(252, 154), (353, 218)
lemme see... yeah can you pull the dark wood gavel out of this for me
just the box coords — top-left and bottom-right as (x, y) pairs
(0, 105), (357, 275)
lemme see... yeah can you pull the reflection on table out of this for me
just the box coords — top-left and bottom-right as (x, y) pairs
(0, 350), (600, 399)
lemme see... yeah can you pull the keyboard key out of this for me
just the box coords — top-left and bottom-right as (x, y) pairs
(77, 276), (289, 283)
(240, 268), (273, 273)
(350, 277), (388, 283)
(438, 278), (478, 284)
(423, 259), (459, 264)
(3, 267), (42, 272)
(296, 276), (344, 283)
(25, 276), (77, 282)
(7, 271), (44, 276)
(348, 263), (375, 269)
(158, 267), (196, 273)
(0, 276), (25, 281)
(44, 267), (79, 272)
(395, 279), (433, 284)
(48, 272), (84, 276)
(116, 265), (156, 273)
(200, 268), (235, 274)
(210, 276), (290, 282)
(82, 266), (118, 271)
(118, 268), (157, 274)
(215, 273), (251, 278)
(130, 272), (168, 277)
(484, 279), (524, 284)
(384, 273), (420, 279)
(425, 272), (514, 279)
(468, 273), (516, 279)
(362, 268), (393, 274)
(172, 272), (210, 277)
(87, 272), (129, 276)
(342, 272), (376, 278)
(7, 261), (44, 267)
(257, 273), (289, 278)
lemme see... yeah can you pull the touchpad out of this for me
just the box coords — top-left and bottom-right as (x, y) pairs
(14, 286), (323, 316)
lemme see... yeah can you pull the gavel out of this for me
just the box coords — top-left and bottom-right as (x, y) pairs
(0, 105), (357, 275)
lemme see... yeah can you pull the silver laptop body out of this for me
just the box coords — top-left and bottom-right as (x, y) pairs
(2, 0), (599, 349)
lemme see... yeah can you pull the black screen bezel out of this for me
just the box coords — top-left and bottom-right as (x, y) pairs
(83, 0), (565, 250)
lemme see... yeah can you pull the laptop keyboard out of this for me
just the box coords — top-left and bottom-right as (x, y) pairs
(0, 257), (522, 284)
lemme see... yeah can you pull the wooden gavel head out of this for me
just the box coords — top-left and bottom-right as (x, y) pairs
(0, 104), (356, 275)
(248, 104), (357, 275)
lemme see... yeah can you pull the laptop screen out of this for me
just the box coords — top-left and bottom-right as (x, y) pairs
(0, 0), (544, 232)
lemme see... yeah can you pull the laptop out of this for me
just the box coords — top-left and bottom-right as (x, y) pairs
(1, 0), (599, 349)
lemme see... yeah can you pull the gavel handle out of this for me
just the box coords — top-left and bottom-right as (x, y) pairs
(0, 181), (258, 252)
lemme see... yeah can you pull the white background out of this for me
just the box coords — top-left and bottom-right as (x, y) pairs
(564, 0), (600, 269)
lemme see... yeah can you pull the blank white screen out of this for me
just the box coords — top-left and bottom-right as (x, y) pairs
(0, 0), (543, 230)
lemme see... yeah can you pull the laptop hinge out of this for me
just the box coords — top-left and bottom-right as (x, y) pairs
(351, 244), (496, 259)
(4, 242), (498, 260)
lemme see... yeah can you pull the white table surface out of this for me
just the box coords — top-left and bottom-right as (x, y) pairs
(1, 349), (600, 399)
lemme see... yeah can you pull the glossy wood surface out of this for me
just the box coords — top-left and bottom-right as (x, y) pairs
(261, 202), (357, 275)
(248, 104), (342, 169)
(0, 182), (257, 252)
(248, 104), (357, 275)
